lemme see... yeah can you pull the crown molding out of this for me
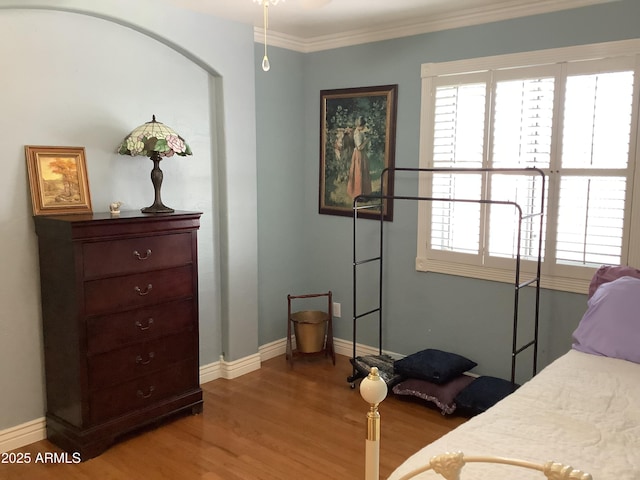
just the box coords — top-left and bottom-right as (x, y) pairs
(254, 0), (617, 53)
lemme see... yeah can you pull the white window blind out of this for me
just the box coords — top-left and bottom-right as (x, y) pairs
(555, 70), (634, 268)
(431, 82), (484, 257)
(417, 42), (640, 293)
(556, 176), (627, 266)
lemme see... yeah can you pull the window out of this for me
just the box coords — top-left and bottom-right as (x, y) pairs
(416, 40), (640, 293)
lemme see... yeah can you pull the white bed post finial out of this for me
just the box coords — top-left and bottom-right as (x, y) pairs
(360, 367), (388, 480)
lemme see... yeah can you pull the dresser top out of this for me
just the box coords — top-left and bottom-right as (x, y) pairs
(34, 210), (202, 223)
(34, 210), (202, 240)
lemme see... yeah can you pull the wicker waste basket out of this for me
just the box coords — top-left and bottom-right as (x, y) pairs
(290, 310), (329, 353)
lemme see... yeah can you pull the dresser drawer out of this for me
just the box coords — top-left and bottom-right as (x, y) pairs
(84, 265), (194, 316)
(88, 331), (197, 390)
(86, 299), (195, 355)
(83, 232), (193, 278)
(89, 360), (198, 425)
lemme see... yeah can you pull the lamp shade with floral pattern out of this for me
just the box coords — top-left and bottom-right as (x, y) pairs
(117, 115), (191, 213)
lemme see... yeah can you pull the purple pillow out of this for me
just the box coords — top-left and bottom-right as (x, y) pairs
(572, 276), (640, 364)
(392, 375), (475, 415)
(588, 265), (640, 299)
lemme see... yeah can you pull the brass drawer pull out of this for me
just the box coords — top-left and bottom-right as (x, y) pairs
(133, 249), (152, 260)
(134, 284), (153, 296)
(135, 318), (154, 330)
(136, 352), (155, 365)
(136, 386), (155, 399)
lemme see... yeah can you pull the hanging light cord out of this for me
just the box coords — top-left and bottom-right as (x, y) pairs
(254, 0), (282, 71)
(262, 1), (270, 71)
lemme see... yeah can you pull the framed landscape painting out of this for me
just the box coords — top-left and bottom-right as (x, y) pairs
(319, 84), (398, 221)
(25, 145), (92, 216)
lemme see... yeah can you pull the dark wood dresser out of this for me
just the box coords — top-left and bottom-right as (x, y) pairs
(33, 210), (203, 460)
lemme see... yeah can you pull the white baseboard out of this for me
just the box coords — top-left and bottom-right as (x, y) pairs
(2, 336), (379, 452)
(199, 360), (223, 384)
(199, 341), (283, 384)
(218, 352), (262, 379)
(333, 337), (395, 358)
(258, 337), (288, 361)
(0, 417), (47, 453)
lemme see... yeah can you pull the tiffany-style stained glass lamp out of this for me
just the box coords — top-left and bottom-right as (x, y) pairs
(117, 115), (192, 213)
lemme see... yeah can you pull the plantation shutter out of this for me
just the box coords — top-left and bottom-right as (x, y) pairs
(487, 74), (554, 262)
(555, 68), (635, 267)
(430, 81), (486, 256)
(420, 49), (639, 290)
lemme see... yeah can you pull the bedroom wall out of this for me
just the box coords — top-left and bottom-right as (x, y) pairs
(0, 0), (259, 431)
(254, 46), (309, 345)
(255, 0), (640, 382)
(2, 0), (638, 439)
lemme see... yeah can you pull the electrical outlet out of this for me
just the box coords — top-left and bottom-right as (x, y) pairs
(333, 302), (341, 318)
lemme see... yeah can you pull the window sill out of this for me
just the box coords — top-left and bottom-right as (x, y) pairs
(415, 257), (590, 295)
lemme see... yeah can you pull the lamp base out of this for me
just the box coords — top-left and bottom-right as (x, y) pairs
(142, 152), (174, 214)
(141, 202), (174, 214)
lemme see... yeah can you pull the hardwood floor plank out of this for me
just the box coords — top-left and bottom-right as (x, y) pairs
(1, 355), (467, 479)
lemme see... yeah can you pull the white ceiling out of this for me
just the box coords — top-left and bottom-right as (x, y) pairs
(168, 0), (616, 52)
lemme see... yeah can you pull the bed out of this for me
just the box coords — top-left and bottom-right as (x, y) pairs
(385, 268), (640, 480)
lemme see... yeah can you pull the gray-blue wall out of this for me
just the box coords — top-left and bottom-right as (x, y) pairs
(0, 0), (260, 431)
(256, 0), (640, 382)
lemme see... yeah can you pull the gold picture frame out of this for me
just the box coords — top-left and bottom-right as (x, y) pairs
(25, 146), (92, 216)
(319, 84), (398, 221)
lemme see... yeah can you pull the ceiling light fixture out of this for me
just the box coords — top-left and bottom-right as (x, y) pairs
(253, 0), (283, 72)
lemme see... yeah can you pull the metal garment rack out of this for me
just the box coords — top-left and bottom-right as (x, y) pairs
(348, 167), (545, 386)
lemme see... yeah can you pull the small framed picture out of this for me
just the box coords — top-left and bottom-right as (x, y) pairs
(319, 84), (398, 221)
(25, 146), (92, 216)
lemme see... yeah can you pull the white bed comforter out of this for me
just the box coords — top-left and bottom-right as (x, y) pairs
(388, 349), (640, 479)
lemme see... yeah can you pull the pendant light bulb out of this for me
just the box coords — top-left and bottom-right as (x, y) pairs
(258, 0), (275, 72)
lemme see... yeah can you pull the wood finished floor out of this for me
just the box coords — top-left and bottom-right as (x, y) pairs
(1, 355), (467, 479)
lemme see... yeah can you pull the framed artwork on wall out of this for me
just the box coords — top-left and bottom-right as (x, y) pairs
(319, 84), (398, 221)
(25, 145), (92, 216)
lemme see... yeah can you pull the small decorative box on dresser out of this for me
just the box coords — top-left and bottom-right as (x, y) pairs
(33, 210), (203, 460)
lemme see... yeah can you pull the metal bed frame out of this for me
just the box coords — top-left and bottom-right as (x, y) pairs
(348, 167), (545, 386)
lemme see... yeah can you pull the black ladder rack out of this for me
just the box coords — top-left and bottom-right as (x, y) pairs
(348, 167), (545, 386)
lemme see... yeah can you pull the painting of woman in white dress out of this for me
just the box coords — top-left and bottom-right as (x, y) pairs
(347, 116), (372, 199)
(319, 85), (398, 221)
